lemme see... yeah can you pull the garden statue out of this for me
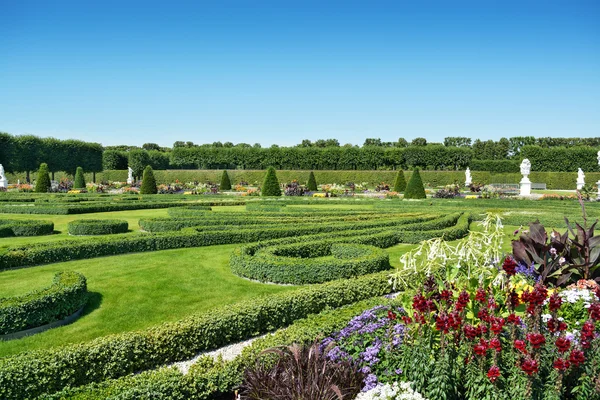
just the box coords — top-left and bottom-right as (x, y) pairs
(519, 159), (531, 196)
(464, 167), (472, 187)
(0, 164), (7, 189)
(127, 167), (134, 185)
(577, 168), (585, 190)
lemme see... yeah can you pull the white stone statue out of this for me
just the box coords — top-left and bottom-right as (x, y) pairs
(577, 168), (585, 190)
(464, 167), (472, 187)
(127, 167), (134, 185)
(597, 152), (600, 198)
(519, 159), (531, 196)
(597, 150), (600, 166)
(0, 164), (7, 189)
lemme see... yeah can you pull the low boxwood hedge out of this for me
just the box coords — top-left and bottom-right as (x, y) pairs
(0, 219), (54, 237)
(0, 271), (87, 335)
(0, 272), (392, 400)
(232, 241), (390, 284)
(67, 219), (129, 235)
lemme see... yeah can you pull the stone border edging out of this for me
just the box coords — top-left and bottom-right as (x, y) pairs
(0, 306), (86, 341)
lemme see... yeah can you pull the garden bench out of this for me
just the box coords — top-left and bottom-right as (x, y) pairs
(531, 183), (547, 190)
(488, 183), (519, 194)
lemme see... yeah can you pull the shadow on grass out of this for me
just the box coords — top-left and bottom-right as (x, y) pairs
(82, 291), (103, 317)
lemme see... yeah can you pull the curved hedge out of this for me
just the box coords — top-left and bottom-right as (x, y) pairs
(0, 271), (87, 335)
(67, 219), (129, 235)
(232, 241), (390, 284)
(0, 219), (54, 237)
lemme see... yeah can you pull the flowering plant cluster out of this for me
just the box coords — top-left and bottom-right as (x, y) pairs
(355, 381), (428, 400)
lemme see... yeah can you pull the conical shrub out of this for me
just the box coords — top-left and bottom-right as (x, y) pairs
(307, 171), (318, 191)
(262, 166), (281, 196)
(404, 168), (426, 199)
(140, 165), (157, 194)
(34, 163), (51, 193)
(220, 170), (232, 190)
(393, 170), (407, 192)
(74, 167), (86, 189)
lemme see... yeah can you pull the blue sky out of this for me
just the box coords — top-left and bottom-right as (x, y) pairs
(0, 0), (598, 147)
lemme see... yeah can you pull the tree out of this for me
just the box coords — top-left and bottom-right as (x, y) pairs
(34, 163), (51, 193)
(299, 139), (313, 147)
(261, 166), (281, 196)
(444, 137), (472, 148)
(74, 166), (86, 189)
(128, 149), (150, 180)
(220, 170), (232, 190)
(404, 169), (426, 199)
(396, 138), (409, 148)
(393, 170), (407, 192)
(307, 171), (318, 191)
(363, 138), (383, 147)
(140, 165), (157, 194)
(103, 150), (128, 170)
(142, 143), (161, 151)
(411, 137), (427, 146)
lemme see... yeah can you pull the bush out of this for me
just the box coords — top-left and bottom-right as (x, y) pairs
(34, 163), (51, 193)
(393, 169), (407, 192)
(140, 166), (158, 194)
(404, 169), (426, 199)
(307, 171), (318, 191)
(67, 219), (129, 235)
(73, 167), (86, 189)
(0, 271), (87, 335)
(261, 167), (281, 196)
(220, 170), (232, 190)
(0, 219), (54, 237)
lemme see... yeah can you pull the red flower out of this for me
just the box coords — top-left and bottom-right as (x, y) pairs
(532, 283), (548, 304)
(549, 292), (563, 312)
(489, 337), (502, 352)
(413, 312), (425, 325)
(589, 303), (600, 321)
(475, 287), (487, 303)
(555, 337), (571, 353)
(508, 290), (521, 309)
(547, 318), (559, 333)
(526, 333), (546, 349)
(553, 358), (570, 371)
(456, 290), (470, 311)
(558, 321), (567, 332)
(401, 315), (413, 325)
(387, 310), (397, 320)
(487, 296), (498, 310)
(440, 289), (453, 302)
(474, 339), (488, 356)
(490, 317), (505, 335)
(464, 324), (480, 340)
(514, 339), (527, 354)
(502, 256), (517, 276)
(507, 313), (521, 325)
(435, 313), (449, 334)
(521, 358), (539, 375)
(448, 311), (462, 330)
(477, 309), (490, 322)
(581, 320), (595, 348)
(487, 365), (501, 382)
(412, 293), (428, 313)
(569, 350), (585, 367)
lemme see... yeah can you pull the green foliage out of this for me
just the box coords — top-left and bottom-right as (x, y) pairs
(404, 168), (426, 199)
(67, 219), (128, 235)
(393, 169), (407, 192)
(0, 219), (54, 237)
(128, 149), (150, 178)
(34, 163), (51, 193)
(140, 165), (158, 194)
(261, 166), (281, 196)
(0, 271), (87, 334)
(74, 166), (86, 189)
(102, 150), (128, 170)
(307, 170), (318, 191)
(220, 170), (232, 190)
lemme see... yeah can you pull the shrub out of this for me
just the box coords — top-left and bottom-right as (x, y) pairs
(404, 169), (426, 199)
(73, 167), (86, 189)
(67, 219), (129, 235)
(307, 171), (318, 191)
(140, 166), (158, 194)
(0, 271), (87, 335)
(220, 170), (232, 190)
(261, 166), (281, 196)
(393, 170), (407, 192)
(0, 219), (54, 237)
(240, 342), (364, 400)
(34, 163), (51, 193)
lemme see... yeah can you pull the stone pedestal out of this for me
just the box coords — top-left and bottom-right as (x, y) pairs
(520, 177), (531, 196)
(0, 178), (7, 189)
(577, 180), (585, 190)
(596, 181), (600, 199)
(127, 177), (134, 185)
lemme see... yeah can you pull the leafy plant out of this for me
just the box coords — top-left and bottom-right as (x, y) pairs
(34, 163), (51, 193)
(261, 166), (282, 196)
(393, 170), (407, 192)
(73, 166), (86, 189)
(220, 170), (232, 190)
(240, 342), (364, 400)
(140, 165), (157, 194)
(404, 169), (426, 199)
(307, 171), (318, 191)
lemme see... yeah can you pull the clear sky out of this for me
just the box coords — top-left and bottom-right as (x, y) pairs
(1, 0), (599, 148)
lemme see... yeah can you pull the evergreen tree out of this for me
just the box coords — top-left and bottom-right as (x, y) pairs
(307, 171), (318, 191)
(34, 163), (51, 193)
(393, 170), (407, 192)
(140, 165), (158, 194)
(261, 166), (281, 196)
(220, 170), (232, 190)
(74, 166), (86, 189)
(404, 168), (427, 199)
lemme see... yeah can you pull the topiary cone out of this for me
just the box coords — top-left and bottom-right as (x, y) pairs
(262, 166), (282, 196)
(404, 168), (426, 199)
(307, 171), (318, 191)
(393, 170), (407, 192)
(74, 166), (86, 189)
(220, 170), (232, 191)
(140, 165), (158, 194)
(34, 163), (51, 193)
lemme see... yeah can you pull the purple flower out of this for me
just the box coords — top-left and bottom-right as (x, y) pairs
(362, 374), (378, 392)
(516, 261), (540, 281)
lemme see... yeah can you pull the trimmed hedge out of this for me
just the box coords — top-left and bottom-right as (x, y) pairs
(261, 166), (282, 196)
(0, 219), (54, 237)
(67, 219), (129, 235)
(231, 241), (390, 284)
(0, 271), (87, 335)
(0, 272), (392, 400)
